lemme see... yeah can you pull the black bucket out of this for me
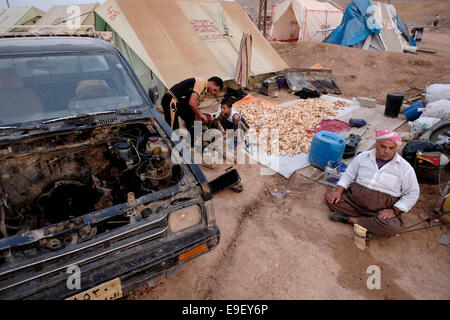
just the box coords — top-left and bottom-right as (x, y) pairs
(384, 93), (404, 118)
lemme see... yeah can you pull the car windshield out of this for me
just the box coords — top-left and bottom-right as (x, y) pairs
(0, 52), (144, 126)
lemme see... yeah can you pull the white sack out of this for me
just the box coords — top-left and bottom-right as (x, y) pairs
(409, 116), (441, 134)
(422, 99), (450, 119)
(425, 84), (450, 104)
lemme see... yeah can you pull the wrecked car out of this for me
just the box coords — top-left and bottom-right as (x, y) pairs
(0, 37), (222, 299)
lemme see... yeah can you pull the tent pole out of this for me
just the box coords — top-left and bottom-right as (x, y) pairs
(263, 0), (267, 37)
(6, 0), (10, 8)
(258, 0), (268, 37)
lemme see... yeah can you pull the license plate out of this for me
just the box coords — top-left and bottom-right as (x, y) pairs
(66, 277), (123, 300)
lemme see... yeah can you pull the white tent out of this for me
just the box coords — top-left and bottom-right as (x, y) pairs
(0, 7), (45, 32)
(30, 3), (99, 33)
(95, 0), (288, 101)
(269, 0), (342, 42)
(357, 1), (415, 52)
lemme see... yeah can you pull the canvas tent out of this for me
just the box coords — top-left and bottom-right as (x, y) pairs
(94, 0), (288, 103)
(0, 7), (44, 32)
(325, 0), (416, 52)
(268, 0), (343, 42)
(29, 3), (99, 33)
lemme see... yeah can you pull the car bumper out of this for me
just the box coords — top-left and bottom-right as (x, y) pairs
(0, 223), (219, 300)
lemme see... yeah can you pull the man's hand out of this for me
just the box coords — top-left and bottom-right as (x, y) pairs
(199, 113), (208, 123)
(327, 186), (345, 204)
(378, 209), (396, 219)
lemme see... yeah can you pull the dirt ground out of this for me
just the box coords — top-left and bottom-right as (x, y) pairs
(271, 31), (450, 103)
(128, 4), (450, 301)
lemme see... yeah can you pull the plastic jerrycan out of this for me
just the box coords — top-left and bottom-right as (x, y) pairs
(308, 131), (346, 170)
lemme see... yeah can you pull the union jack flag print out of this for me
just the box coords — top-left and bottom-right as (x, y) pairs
(190, 19), (225, 41)
(191, 19), (218, 33)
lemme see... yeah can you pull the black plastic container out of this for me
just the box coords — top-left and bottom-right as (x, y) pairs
(384, 93), (404, 118)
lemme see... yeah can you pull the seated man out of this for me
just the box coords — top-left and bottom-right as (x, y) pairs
(326, 129), (420, 236)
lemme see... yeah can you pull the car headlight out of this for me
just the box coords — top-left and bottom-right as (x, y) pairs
(168, 205), (202, 232)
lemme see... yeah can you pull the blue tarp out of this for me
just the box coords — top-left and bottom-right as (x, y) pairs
(326, 0), (416, 47)
(395, 13), (417, 46)
(325, 0), (380, 47)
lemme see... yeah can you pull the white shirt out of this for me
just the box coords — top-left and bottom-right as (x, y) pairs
(215, 106), (242, 123)
(337, 149), (420, 212)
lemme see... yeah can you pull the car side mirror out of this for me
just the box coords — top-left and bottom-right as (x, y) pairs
(148, 85), (159, 105)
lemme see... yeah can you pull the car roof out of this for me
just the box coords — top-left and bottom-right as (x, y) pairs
(0, 37), (117, 55)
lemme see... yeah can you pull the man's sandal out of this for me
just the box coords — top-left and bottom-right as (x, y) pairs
(329, 211), (349, 224)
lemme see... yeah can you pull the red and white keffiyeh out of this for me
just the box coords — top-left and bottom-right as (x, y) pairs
(375, 129), (402, 145)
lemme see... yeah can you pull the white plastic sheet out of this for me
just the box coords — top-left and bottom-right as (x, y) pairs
(243, 95), (360, 178)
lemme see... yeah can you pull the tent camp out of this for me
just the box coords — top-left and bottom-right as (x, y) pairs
(325, 0), (416, 52)
(29, 3), (99, 33)
(268, 0), (343, 42)
(94, 0), (288, 103)
(0, 7), (45, 32)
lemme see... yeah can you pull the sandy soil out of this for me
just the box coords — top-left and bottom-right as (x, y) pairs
(129, 160), (450, 300)
(417, 28), (450, 58)
(128, 2), (450, 300)
(271, 39), (450, 103)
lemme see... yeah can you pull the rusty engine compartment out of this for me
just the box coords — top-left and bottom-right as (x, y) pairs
(0, 122), (183, 242)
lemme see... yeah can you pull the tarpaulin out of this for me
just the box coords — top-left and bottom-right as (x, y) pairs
(394, 13), (416, 46)
(284, 68), (340, 94)
(325, 0), (380, 47)
(243, 95), (360, 179)
(232, 95), (275, 108)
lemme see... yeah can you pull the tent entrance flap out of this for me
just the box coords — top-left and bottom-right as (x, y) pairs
(275, 3), (300, 41)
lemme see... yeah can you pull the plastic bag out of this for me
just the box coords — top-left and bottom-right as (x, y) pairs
(409, 116), (441, 134)
(422, 99), (450, 120)
(425, 84), (450, 104)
